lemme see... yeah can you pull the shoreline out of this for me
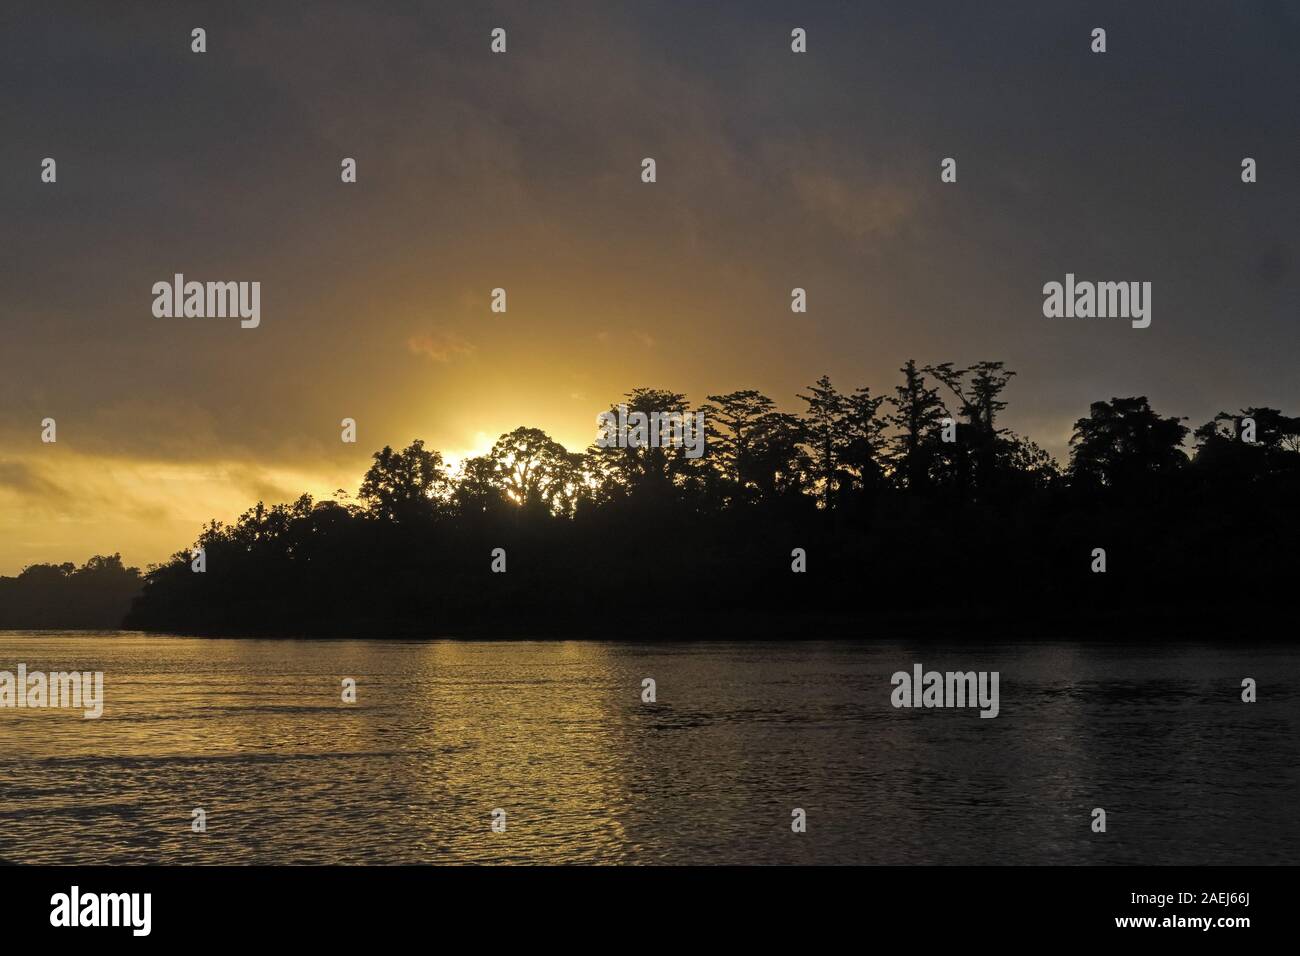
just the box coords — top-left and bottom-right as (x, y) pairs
(2, 609), (1292, 642)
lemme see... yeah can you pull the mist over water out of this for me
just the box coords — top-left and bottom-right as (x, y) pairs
(0, 634), (1295, 865)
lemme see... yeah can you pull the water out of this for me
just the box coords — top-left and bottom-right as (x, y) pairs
(0, 633), (1295, 865)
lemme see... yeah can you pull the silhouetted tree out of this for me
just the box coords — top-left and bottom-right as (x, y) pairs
(359, 440), (447, 521)
(452, 455), (510, 517)
(0, 554), (142, 628)
(704, 390), (808, 506)
(594, 387), (697, 502)
(702, 390), (773, 506)
(1068, 397), (1188, 491)
(924, 361), (1017, 497)
(747, 410), (809, 501)
(887, 360), (947, 491)
(488, 426), (584, 516)
(840, 386), (889, 503)
(798, 375), (847, 508)
(114, 370), (1299, 639)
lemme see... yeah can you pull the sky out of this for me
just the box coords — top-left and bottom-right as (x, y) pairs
(1, 0), (1297, 574)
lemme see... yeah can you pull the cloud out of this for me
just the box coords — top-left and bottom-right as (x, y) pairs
(0, 450), (360, 574)
(406, 329), (477, 363)
(0, 460), (71, 507)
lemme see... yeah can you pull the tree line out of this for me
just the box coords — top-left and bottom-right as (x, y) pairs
(0, 554), (142, 629)
(7, 360), (1297, 636)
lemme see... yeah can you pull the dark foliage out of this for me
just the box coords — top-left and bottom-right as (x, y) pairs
(120, 364), (1300, 638)
(0, 554), (143, 629)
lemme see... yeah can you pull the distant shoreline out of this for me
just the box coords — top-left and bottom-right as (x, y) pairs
(2, 607), (1289, 642)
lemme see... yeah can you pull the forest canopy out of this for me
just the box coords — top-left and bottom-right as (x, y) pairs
(111, 362), (1300, 638)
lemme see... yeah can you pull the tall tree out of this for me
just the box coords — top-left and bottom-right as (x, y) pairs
(703, 390), (806, 504)
(748, 411), (809, 500)
(924, 362), (1016, 435)
(593, 387), (698, 500)
(887, 360), (947, 491)
(923, 361), (1017, 496)
(841, 385), (888, 497)
(451, 455), (509, 516)
(797, 375), (847, 508)
(1068, 397), (1188, 490)
(488, 426), (583, 515)
(358, 440), (448, 521)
